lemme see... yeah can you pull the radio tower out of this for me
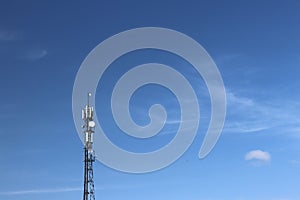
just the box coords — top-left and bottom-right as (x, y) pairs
(82, 93), (96, 200)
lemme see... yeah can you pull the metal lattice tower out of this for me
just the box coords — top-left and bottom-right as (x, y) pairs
(82, 93), (96, 200)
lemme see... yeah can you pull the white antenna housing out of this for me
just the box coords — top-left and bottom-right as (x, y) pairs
(82, 93), (95, 152)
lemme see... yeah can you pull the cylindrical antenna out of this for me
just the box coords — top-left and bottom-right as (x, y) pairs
(87, 92), (92, 106)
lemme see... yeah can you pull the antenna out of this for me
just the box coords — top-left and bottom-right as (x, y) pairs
(87, 92), (92, 107)
(82, 92), (96, 200)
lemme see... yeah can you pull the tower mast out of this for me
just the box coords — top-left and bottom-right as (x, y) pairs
(82, 93), (96, 200)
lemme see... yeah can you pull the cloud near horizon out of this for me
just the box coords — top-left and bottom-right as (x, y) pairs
(0, 187), (81, 195)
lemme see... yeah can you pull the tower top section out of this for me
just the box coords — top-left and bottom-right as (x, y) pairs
(82, 93), (95, 151)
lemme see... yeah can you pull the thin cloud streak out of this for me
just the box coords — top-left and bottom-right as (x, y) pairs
(0, 30), (19, 42)
(0, 187), (81, 195)
(21, 49), (48, 61)
(0, 181), (179, 196)
(224, 91), (300, 136)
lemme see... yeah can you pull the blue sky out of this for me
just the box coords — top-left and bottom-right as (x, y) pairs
(0, 0), (300, 199)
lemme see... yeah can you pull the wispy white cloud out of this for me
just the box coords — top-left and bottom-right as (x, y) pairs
(245, 150), (271, 165)
(224, 91), (300, 136)
(0, 187), (81, 195)
(0, 30), (19, 42)
(214, 53), (243, 64)
(0, 181), (178, 196)
(288, 160), (300, 165)
(214, 53), (300, 136)
(21, 48), (48, 61)
(225, 124), (269, 134)
(227, 92), (254, 107)
(0, 30), (47, 61)
(224, 91), (270, 133)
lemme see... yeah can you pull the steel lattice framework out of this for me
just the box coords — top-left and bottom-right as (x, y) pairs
(82, 93), (96, 200)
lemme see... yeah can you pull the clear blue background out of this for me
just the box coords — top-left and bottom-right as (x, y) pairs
(0, 0), (300, 199)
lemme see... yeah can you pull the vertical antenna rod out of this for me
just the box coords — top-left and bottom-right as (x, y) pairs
(87, 92), (90, 107)
(82, 92), (96, 200)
